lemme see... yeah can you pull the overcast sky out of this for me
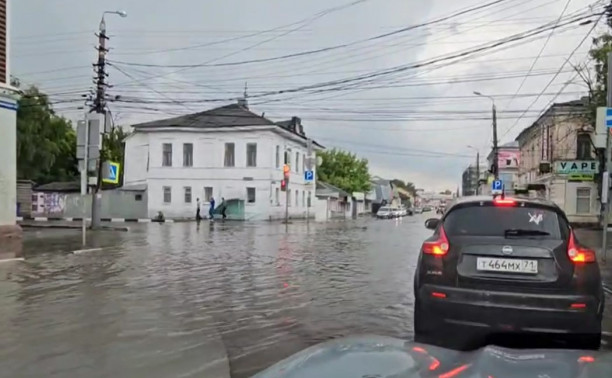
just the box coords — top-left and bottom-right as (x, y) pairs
(11, 0), (606, 191)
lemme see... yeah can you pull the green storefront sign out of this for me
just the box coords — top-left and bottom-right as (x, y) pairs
(554, 161), (598, 182)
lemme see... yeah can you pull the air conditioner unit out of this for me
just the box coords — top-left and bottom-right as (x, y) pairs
(539, 161), (551, 174)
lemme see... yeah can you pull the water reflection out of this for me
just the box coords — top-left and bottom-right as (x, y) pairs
(2, 220), (445, 377)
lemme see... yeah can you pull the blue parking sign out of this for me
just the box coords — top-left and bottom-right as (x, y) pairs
(492, 179), (503, 193)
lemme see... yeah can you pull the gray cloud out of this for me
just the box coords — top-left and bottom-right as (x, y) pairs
(11, 0), (598, 191)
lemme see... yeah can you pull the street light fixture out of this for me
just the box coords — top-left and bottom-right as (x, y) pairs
(473, 90), (499, 179)
(100, 10), (127, 33)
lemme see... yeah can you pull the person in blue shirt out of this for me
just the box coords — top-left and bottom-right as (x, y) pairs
(209, 197), (215, 220)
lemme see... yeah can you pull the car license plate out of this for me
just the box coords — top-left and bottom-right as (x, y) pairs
(476, 257), (538, 274)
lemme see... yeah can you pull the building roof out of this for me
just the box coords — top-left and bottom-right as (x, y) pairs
(34, 181), (80, 192)
(316, 181), (350, 197)
(131, 102), (325, 148)
(132, 103), (275, 129)
(514, 98), (587, 143)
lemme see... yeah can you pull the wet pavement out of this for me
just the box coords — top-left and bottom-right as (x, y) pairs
(0, 216), (611, 377)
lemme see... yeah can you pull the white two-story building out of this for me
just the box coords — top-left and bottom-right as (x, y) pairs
(123, 100), (323, 220)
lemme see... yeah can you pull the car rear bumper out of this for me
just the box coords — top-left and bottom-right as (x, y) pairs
(417, 284), (602, 334)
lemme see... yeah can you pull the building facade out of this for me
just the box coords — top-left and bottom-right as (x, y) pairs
(515, 97), (598, 225)
(0, 0), (22, 258)
(123, 102), (322, 221)
(461, 164), (487, 196)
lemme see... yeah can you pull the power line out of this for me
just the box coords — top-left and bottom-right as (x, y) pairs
(501, 7), (604, 140)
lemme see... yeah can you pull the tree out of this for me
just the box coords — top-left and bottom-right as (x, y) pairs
(316, 148), (371, 193)
(575, 6), (612, 125)
(391, 179), (417, 196)
(440, 189), (452, 195)
(16, 85), (78, 184)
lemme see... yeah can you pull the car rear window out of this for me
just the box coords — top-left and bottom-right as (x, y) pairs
(443, 205), (563, 239)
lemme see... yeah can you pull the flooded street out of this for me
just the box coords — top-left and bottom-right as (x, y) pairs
(0, 217), (424, 377)
(1, 217), (611, 377)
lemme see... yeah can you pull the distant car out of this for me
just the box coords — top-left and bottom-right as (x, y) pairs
(413, 195), (603, 350)
(413, 207), (423, 214)
(423, 206), (432, 212)
(376, 206), (393, 219)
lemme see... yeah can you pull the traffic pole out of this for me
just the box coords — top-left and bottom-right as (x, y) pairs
(601, 52), (612, 264)
(475, 151), (480, 195)
(492, 103), (499, 180)
(81, 112), (89, 247)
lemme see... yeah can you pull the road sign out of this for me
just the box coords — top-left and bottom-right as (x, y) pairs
(606, 108), (612, 128)
(102, 161), (120, 184)
(491, 179), (503, 194)
(304, 170), (314, 181)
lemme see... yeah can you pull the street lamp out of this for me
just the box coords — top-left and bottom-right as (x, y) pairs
(467, 145), (480, 195)
(473, 91), (499, 179)
(100, 10), (127, 33)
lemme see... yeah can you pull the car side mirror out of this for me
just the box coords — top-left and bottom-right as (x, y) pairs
(424, 218), (440, 230)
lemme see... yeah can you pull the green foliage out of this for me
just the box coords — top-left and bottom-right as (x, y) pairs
(439, 189), (452, 195)
(101, 126), (130, 162)
(16, 85), (78, 184)
(581, 33), (612, 125)
(390, 179), (416, 196)
(316, 148), (371, 193)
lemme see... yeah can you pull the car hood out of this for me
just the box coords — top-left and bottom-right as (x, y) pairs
(252, 335), (611, 377)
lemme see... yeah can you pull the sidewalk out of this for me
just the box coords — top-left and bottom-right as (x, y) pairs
(574, 229), (612, 291)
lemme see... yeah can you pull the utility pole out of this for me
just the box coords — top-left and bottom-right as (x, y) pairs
(492, 103), (499, 179)
(601, 52), (612, 264)
(89, 11), (126, 229)
(80, 114), (89, 247)
(475, 151), (480, 195)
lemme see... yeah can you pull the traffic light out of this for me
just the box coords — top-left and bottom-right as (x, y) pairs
(281, 164), (290, 192)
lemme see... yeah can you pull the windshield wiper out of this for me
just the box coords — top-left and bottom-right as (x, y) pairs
(504, 229), (550, 237)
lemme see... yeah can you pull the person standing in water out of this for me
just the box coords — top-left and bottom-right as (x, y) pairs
(196, 198), (201, 221)
(220, 197), (227, 220)
(209, 197), (215, 220)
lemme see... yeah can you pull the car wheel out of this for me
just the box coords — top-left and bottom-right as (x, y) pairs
(414, 299), (436, 342)
(568, 332), (601, 350)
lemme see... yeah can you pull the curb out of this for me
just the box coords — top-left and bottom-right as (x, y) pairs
(17, 217), (172, 223)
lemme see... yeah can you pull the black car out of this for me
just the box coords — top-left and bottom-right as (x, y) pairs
(413, 195), (603, 349)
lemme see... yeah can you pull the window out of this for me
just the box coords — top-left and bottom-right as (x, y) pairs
(224, 143), (235, 167)
(135, 194), (143, 201)
(576, 133), (592, 160)
(163, 186), (172, 203)
(162, 143), (172, 167)
(183, 143), (193, 167)
(576, 188), (591, 214)
(275, 146), (280, 168)
(506, 159), (511, 166)
(443, 205), (562, 239)
(247, 143), (257, 167)
(275, 188), (280, 205)
(302, 190), (305, 207)
(303, 153), (306, 172)
(295, 190), (299, 206)
(184, 187), (192, 203)
(247, 187), (256, 203)
(295, 152), (300, 172)
(285, 149), (291, 165)
(204, 187), (213, 201)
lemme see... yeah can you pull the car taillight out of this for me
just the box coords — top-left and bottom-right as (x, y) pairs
(422, 226), (449, 256)
(568, 231), (596, 263)
(493, 197), (516, 206)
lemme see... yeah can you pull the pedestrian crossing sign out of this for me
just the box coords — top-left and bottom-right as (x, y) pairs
(102, 161), (121, 184)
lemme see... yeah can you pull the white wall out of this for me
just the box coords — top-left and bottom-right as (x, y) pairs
(0, 90), (18, 226)
(123, 132), (149, 185)
(131, 128), (316, 220)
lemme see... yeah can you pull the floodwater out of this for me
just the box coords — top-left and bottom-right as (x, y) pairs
(0, 217), (611, 377)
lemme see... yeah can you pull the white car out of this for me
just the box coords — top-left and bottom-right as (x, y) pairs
(376, 206), (393, 219)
